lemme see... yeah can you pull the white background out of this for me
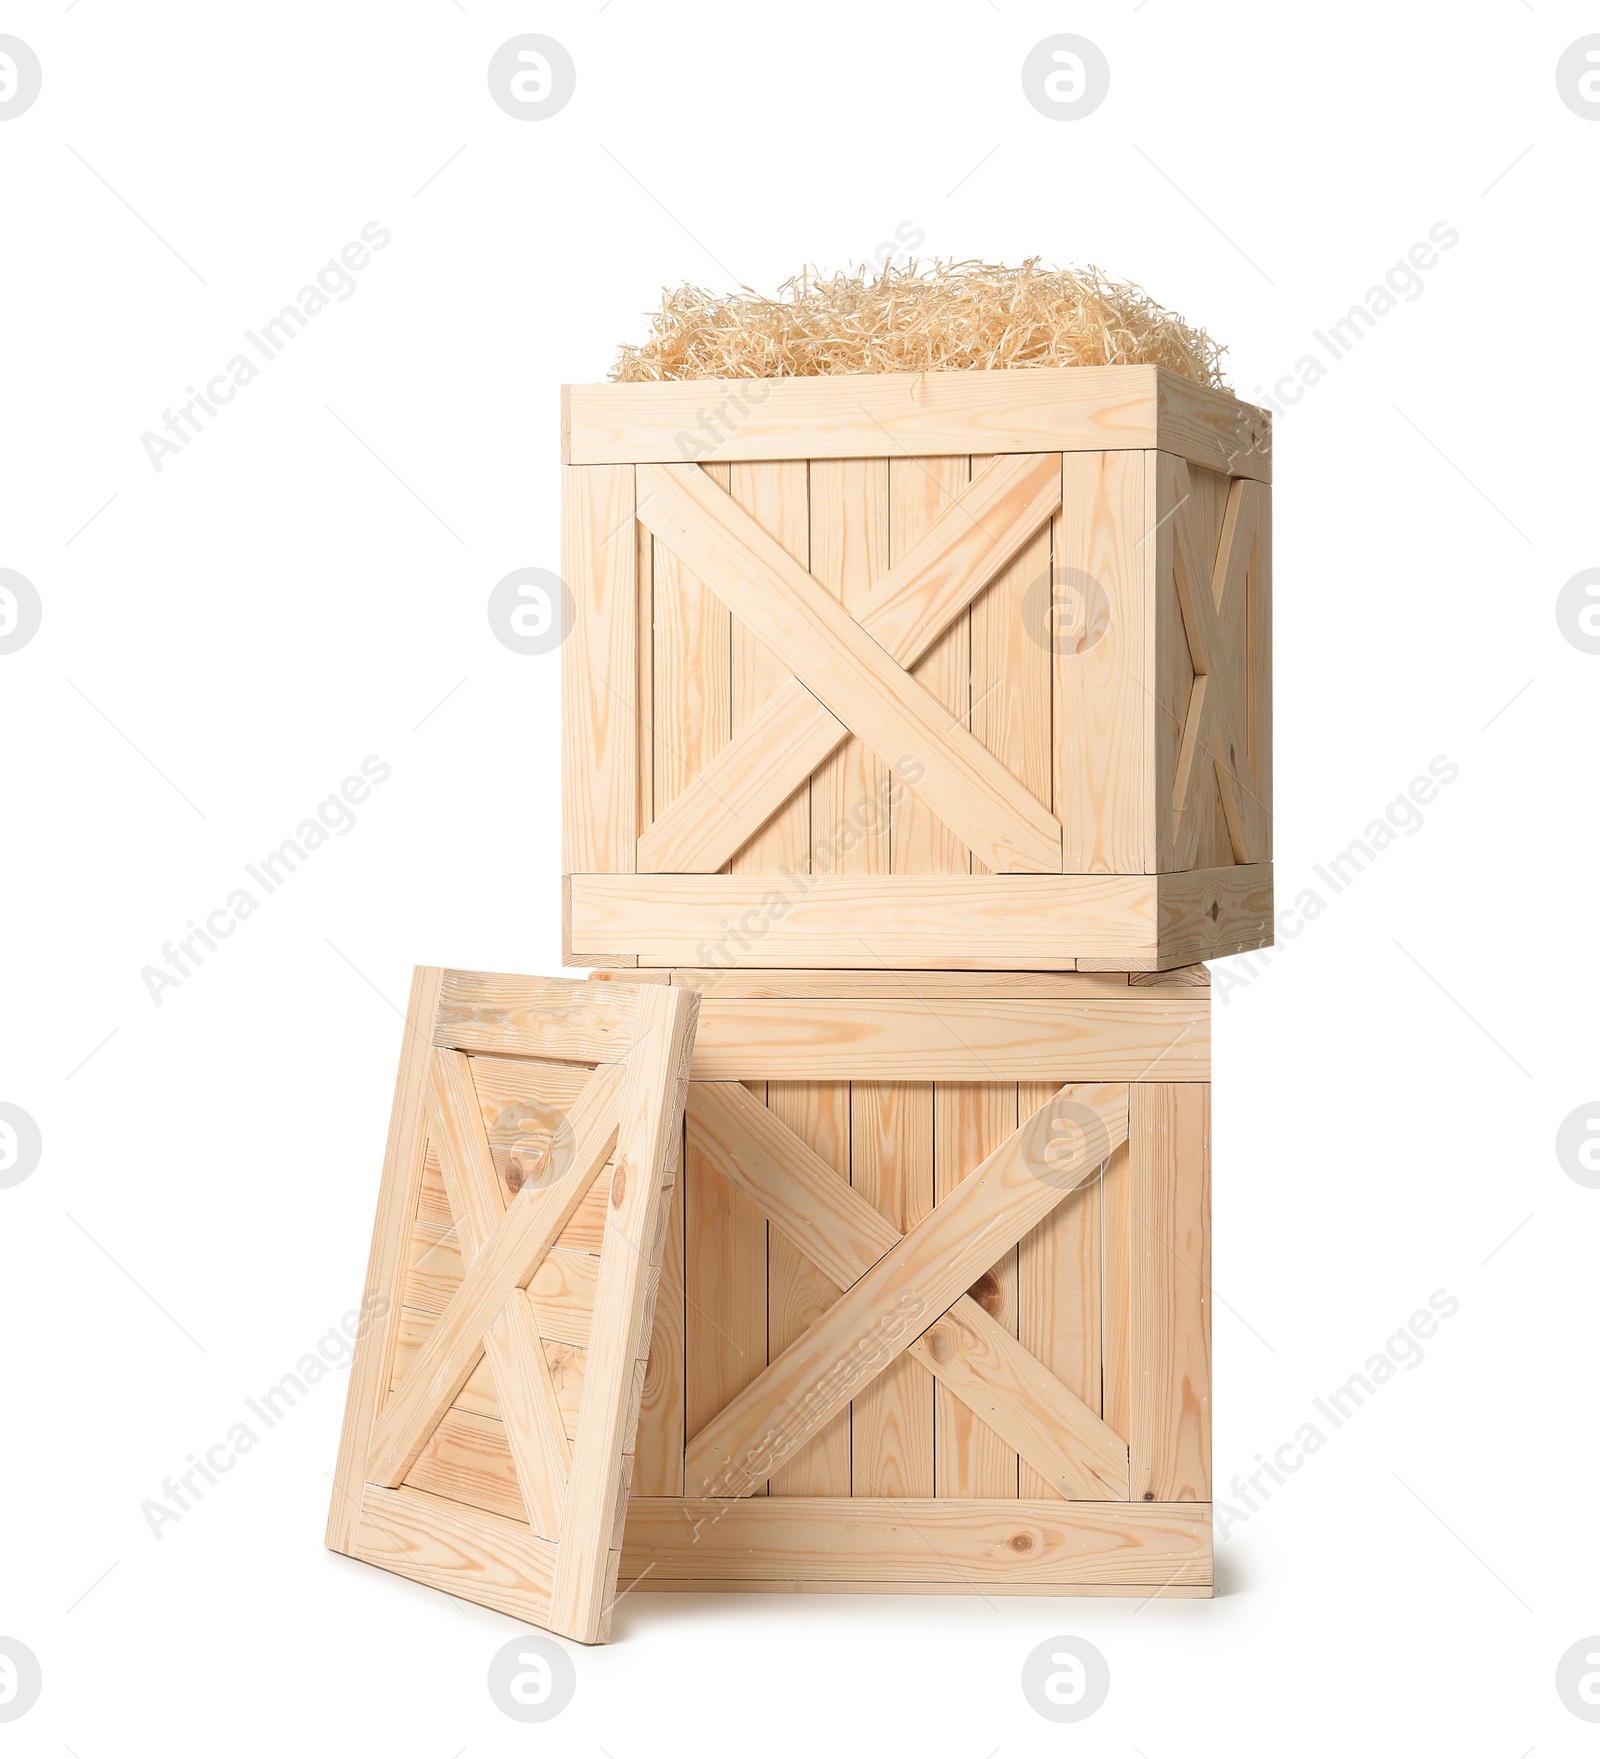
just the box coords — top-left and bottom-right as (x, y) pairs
(3, 1), (1597, 1752)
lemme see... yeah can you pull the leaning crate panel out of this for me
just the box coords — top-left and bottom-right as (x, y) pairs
(561, 365), (1272, 972)
(592, 965), (1212, 1600)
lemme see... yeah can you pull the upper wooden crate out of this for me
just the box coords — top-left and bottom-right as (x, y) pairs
(562, 365), (1273, 971)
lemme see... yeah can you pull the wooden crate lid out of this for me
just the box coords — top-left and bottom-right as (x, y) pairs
(327, 968), (699, 1644)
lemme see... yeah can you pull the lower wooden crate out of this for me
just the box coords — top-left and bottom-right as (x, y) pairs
(615, 965), (1214, 1598)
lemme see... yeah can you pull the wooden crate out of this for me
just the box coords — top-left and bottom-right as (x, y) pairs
(326, 968), (699, 1643)
(607, 965), (1213, 1599)
(562, 365), (1272, 972)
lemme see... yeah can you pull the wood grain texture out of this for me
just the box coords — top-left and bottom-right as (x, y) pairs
(685, 1085), (1127, 1497)
(425, 1049), (570, 1541)
(850, 1081), (935, 1497)
(550, 984), (700, 1642)
(1018, 1077), (1109, 1499)
(765, 1082), (852, 1495)
(889, 453), (972, 875)
(1127, 1084), (1211, 1502)
(684, 1081), (1127, 1500)
(685, 1081), (769, 1489)
(327, 965), (444, 1553)
(671, 969), (1157, 999)
(728, 460), (811, 873)
(684, 996), (1210, 1082)
(349, 1485), (556, 1624)
(1056, 451), (1157, 873)
(639, 452), (1057, 877)
(568, 869), (1269, 969)
(562, 465), (636, 874)
(634, 1125), (684, 1495)
(934, 1084), (1018, 1496)
(617, 1496), (1211, 1588)
(635, 462), (1063, 874)
(366, 1060), (625, 1489)
(565, 364), (1269, 482)
(809, 458), (891, 876)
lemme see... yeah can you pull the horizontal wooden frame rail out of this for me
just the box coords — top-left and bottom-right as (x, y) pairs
(563, 364), (1271, 482)
(565, 866), (1273, 971)
(617, 1498), (1212, 1593)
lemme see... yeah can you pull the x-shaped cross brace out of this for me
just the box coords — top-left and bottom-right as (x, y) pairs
(683, 1081), (1131, 1500)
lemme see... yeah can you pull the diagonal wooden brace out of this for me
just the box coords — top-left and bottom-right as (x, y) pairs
(364, 1058), (626, 1490)
(426, 1048), (574, 1540)
(636, 459), (1065, 875)
(684, 1082), (1130, 1499)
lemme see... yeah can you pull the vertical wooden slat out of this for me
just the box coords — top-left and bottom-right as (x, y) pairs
(550, 983), (698, 1642)
(888, 455), (971, 874)
(849, 1081), (934, 1496)
(327, 966), (445, 1553)
(766, 1081), (852, 1495)
(635, 505), (654, 846)
(1249, 477), (1273, 861)
(970, 457), (1053, 876)
(685, 1080), (768, 1494)
(652, 468), (731, 817)
(1128, 1083), (1211, 1500)
(1017, 1080), (1110, 1499)
(728, 461), (811, 873)
(933, 1083), (1019, 1497)
(562, 466), (637, 874)
(1101, 1122), (1133, 1454)
(634, 1116), (684, 1494)
(1057, 451), (1157, 875)
(809, 459), (891, 874)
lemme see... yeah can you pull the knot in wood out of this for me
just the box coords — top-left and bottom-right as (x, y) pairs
(966, 1270), (1003, 1316)
(923, 1321), (957, 1364)
(610, 1161), (628, 1208)
(1006, 1531), (1035, 1554)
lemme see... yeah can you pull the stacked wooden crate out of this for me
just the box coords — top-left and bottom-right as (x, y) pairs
(562, 365), (1272, 1599)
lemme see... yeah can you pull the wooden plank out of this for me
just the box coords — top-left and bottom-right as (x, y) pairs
(635, 463), (1064, 874)
(850, 1082), (934, 1497)
(728, 460), (811, 872)
(327, 966), (444, 1554)
(1157, 367), (1272, 482)
(1128, 1084), (1211, 1502)
(563, 364), (1269, 482)
(634, 1122), (684, 1495)
(638, 453), (1058, 876)
(618, 1496), (1211, 1587)
(651, 463), (730, 818)
(405, 1405), (525, 1523)
(686, 997), (1210, 1083)
(568, 869), (1272, 969)
(765, 1082), (852, 1495)
(970, 461), (1052, 878)
(888, 453), (971, 875)
(426, 1050), (571, 1541)
(1249, 470), (1273, 862)
(687, 1082), (1127, 1499)
(1056, 451), (1157, 873)
(1130, 965), (1209, 988)
(809, 458), (891, 875)
(685, 1085), (1128, 1497)
(933, 1084), (1018, 1497)
(684, 1081), (769, 1489)
(1146, 863), (1273, 968)
(365, 1061), (625, 1489)
(432, 969), (646, 1061)
(671, 970), (1135, 999)
(350, 1485), (556, 1626)
(1018, 1080), (1108, 1499)
(561, 465), (636, 875)
(549, 984), (700, 1643)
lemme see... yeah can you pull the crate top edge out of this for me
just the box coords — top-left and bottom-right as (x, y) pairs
(561, 364), (1271, 481)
